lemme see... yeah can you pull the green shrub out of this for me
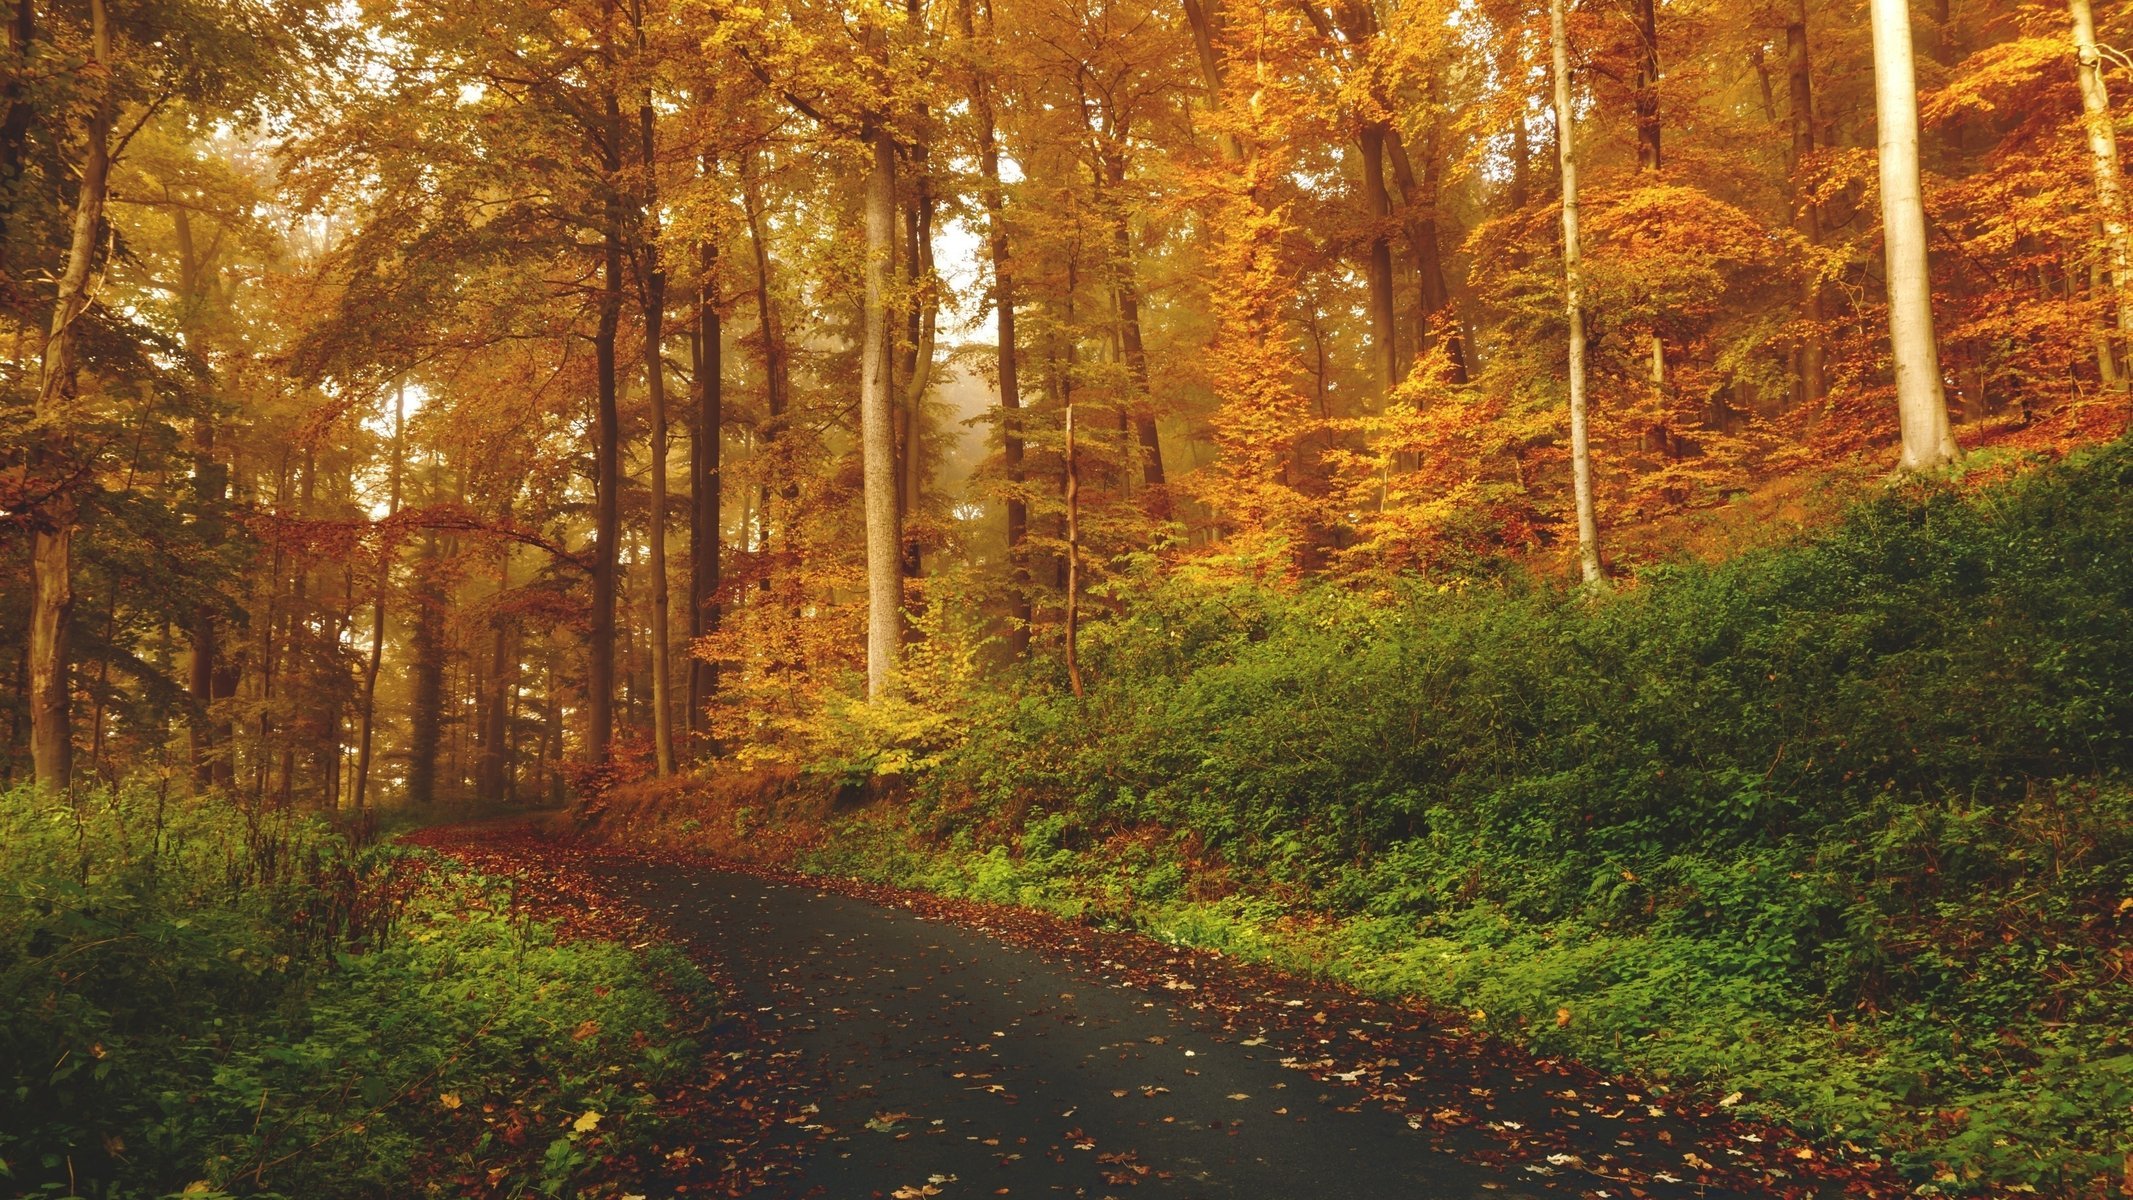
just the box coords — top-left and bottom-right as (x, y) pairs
(0, 786), (710, 1199)
(861, 437), (2133, 1192)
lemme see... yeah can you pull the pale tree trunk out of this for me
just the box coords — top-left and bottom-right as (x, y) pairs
(1550, 0), (1603, 587)
(1063, 370), (1084, 699)
(29, 0), (114, 792)
(961, 0), (1030, 656)
(1868, 0), (1958, 471)
(351, 380), (405, 810)
(2072, 0), (2131, 389)
(861, 118), (903, 699)
(638, 90), (676, 775)
(1789, 0), (1828, 405)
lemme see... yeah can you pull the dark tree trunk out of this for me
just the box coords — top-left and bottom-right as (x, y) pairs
(689, 236), (722, 742)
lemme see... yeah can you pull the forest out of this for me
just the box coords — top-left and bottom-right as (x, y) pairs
(4, 0), (2132, 1196)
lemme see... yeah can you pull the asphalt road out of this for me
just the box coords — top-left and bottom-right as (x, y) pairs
(592, 859), (1569, 1200)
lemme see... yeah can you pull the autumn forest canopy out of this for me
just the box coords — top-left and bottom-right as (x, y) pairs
(5, 0), (2133, 1196)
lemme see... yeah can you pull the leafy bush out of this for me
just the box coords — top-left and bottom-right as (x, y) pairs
(0, 786), (711, 1199)
(856, 437), (2133, 1193)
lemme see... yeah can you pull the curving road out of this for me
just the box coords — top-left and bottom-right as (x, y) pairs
(588, 858), (1781, 1200)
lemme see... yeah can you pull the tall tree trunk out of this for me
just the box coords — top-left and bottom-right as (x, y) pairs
(1385, 127), (1468, 382)
(900, 133), (937, 580)
(861, 116), (903, 699)
(1868, 0), (1958, 471)
(1788, 0), (1828, 405)
(1358, 121), (1400, 393)
(1182, 0), (1244, 162)
(1063, 356), (1084, 699)
(1551, 0), (1603, 586)
(1633, 0), (1661, 171)
(1096, 151), (1168, 503)
(477, 506), (513, 800)
(2072, 0), (2132, 389)
(352, 381), (405, 810)
(589, 86), (625, 759)
(29, 0), (115, 793)
(962, 0), (1031, 657)
(741, 149), (788, 591)
(406, 522), (444, 806)
(1633, 0), (1666, 405)
(638, 91), (676, 776)
(689, 236), (722, 741)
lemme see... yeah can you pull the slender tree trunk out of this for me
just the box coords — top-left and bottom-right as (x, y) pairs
(690, 236), (722, 741)
(1551, 0), (1603, 586)
(741, 150), (788, 592)
(1789, 0), (1828, 405)
(1097, 153), (1167, 502)
(1385, 127), (1468, 382)
(27, 0), (114, 793)
(1633, 0), (1667, 411)
(0, 0), (33, 241)
(352, 381), (405, 810)
(1869, 0), (1958, 471)
(963, 0), (1030, 656)
(1063, 366), (1084, 699)
(638, 93), (676, 776)
(589, 86), (625, 759)
(900, 136), (938, 580)
(1182, 0), (1243, 162)
(477, 509), (513, 800)
(1633, 0), (1661, 170)
(407, 524), (444, 806)
(1358, 121), (1399, 393)
(2072, 0), (2132, 389)
(861, 117), (903, 699)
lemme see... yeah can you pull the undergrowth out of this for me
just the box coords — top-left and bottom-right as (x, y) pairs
(0, 785), (710, 1199)
(780, 437), (2133, 1196)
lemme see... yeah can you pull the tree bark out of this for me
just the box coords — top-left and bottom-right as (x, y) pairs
(900, 137), (938, 579)
(29, 0), (115, 793)
(741, 149), (788, 592)
(351, 380), (405, 810)
(638, 90), (676, 776)
(1384, 126), (1468, 382)
(1868, 0), (1958, 471)
(406, 522), (444, 807)
(1358, 120), (1399, 393)
(1788, 0), (1828, 405)
(689, 235), (722, 740)
(589, 85), (625, 759)
(2072, 0), (2131, 389)
(1633, 0), (1661, 171)
(1550, 0), (1603, 586)
(963, 0), (1030, 656)
(861, 116), (903, 699)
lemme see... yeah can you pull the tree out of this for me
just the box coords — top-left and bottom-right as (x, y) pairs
(1550, 0), (1603, 586)
(2071, 0), (2130, 389)
(1868, 0), (1957, 472)
(861, 109), (902, 699)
